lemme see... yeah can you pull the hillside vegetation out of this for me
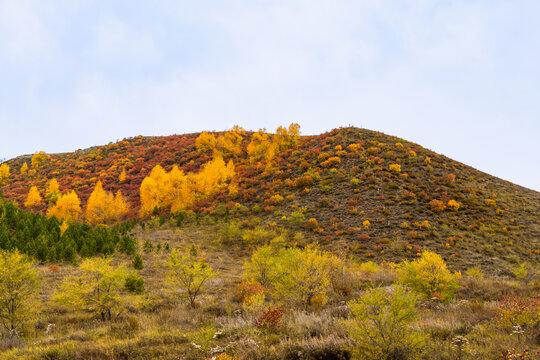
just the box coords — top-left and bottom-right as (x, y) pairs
(0, 126), (538, 360)
(1, 126), (538, 272)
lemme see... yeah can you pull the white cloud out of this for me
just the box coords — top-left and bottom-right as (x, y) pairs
(0, 0), (50, 62)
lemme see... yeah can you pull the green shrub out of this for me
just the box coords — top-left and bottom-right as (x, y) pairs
(124, 272), (145, 294)
(132, 253), (143, 270)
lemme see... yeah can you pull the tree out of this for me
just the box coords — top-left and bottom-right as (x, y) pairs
(86, 181), (128, 225)
(348, 286), (425, 360)
(24, 186), (43, 208)
(133, 253), (143, 270)
(244, 244), (335, 309)
(45, 179), (61, 205)
(0, 163), (10, 183)
(118, 169), (127, 182)
(273, 245), (333, 309)
(243, 245), (281, 287)
(166, 246), (215, 307)
(31, 151), (49, 168)
(274, 123), (300, 151)
(20, 163), (28, 175)
(0, 250), (41, 337)
(195, 131), (217, 153)
(247, 129), (275, 163)
(215, 125), (245, 158)
(47, 191), (81, 222)
(53, 257), (128, 321)
(139, 158), (235, 217)
(398, 250), (460, 301)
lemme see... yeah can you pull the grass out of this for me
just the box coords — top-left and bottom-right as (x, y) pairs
(0, 221), (538, 359)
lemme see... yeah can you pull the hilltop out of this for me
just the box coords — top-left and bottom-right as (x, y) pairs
(1, 126), (538, 272)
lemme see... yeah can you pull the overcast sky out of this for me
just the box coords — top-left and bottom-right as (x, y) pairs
(0, 1), (539, 191)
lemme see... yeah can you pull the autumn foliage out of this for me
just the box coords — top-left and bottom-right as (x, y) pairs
(85, 181), (129, 225)
(47, 191), (81, 222)
(139, 156), (235, 217)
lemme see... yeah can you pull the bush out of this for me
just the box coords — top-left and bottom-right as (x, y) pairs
(132, 253), (143, 270)
(348, 286), (425, 360)
(124, 272), (145, 294)
(255, 307), (283, 331)
(398, 250), (460, 301)
(496, 295), (540, 330)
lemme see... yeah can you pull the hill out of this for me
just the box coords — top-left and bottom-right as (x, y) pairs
(1, 126), (538, 272)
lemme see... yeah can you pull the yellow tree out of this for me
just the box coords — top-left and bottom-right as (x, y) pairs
(118, 169), (127, 182)
(398, 250), (460, 301)
(24, 186), (42, 208)
(31, 151), (49, 168)
(86, 181), (128, 225)
(113, 192), (129, 220)
(0, 163), (10, 183)
(47, 191), (81, 222)
(53, 257), (128, 321)
(215, 125), (245, 158)
(20, 163), (28, 175)
(45, 179), (61, 204)
(195, 132), (217, 153)
(139, 165), (169, 217)
(274, 123), (301, 151)
(247, 129), (276, 163)
(166, 246), (215, 308)
(0, 250), (41, 336)
(193, 156), (236, 197)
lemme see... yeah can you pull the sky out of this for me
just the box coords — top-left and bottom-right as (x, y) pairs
(0, 1), (539, 191)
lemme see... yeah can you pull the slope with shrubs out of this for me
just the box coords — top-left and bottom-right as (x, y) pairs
(0, 126), (538, 272)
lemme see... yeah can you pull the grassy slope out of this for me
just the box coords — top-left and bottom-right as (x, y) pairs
(1, 127), (539, 272)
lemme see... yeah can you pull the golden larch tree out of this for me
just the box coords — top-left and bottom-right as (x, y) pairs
(195, 132), (217, 153)
(47, 191), (81, 222)
(24, 186), (43, 208)
(215, 125), (245, 158)
(0, 164), (10, 183)
(86, 181), (129, 225)
(20, 163), (28, 175)
(45, 179), (61, 204)
(31, 151), (49, 168)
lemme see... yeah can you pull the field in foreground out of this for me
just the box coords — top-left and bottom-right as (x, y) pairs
(1, 220), (538, 360)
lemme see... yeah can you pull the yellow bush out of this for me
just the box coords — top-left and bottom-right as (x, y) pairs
(389, 164), (401, 173)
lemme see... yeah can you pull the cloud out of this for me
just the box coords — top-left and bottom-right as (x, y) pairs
(0, 0), (51, 62)
(0, 1), (538, 190)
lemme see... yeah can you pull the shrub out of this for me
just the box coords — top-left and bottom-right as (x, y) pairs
(362, 220), (370, 229)
(124, 272), (145, 294)
(447, 199), (460, 211)
(321, 157), (341, 168)
(348, 286), (425, 360)
(512, 262), (528, 280)
(255, 307), (283, 331)
(288, 210), (306, 226)
(350, 178), (360, 186)
(496, 295), (540, 330)
(389, 164), (401, 173)
(268, 194), (284, 205)
(132, 253), (143, 270)
(398, 250), (460, 301)
(429, 199), (446, 212)
(465, 267), (483, 279)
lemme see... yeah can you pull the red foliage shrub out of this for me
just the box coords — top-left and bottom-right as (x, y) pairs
(255, 307), (283, 330)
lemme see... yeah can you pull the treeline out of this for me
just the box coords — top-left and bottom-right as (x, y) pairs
(0, 200), (136, 263)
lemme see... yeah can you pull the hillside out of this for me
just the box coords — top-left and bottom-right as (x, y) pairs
(1, 126), (538, 272)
